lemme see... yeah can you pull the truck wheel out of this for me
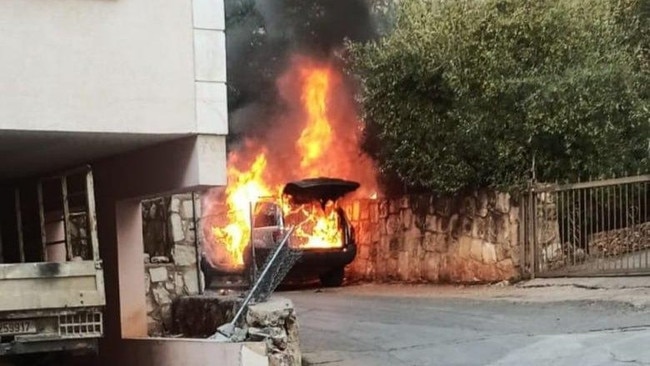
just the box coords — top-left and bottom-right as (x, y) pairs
(319, 267), (345, 287)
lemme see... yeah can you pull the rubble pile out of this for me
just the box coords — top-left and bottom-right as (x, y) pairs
(172, 295), (301, 366)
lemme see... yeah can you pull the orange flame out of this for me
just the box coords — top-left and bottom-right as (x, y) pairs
(204, 56), (377, 271)
(209, 154), (275, 265)
(297, 68), (332, 175)
(285, 201), (343, 249)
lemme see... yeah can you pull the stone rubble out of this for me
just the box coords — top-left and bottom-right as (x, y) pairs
(172, 295), (301, 366)
(172, 294), (239, 338)
(245, 298), (301, 366)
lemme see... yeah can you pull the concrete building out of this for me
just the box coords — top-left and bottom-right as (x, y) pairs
(0, 0), (257, 364)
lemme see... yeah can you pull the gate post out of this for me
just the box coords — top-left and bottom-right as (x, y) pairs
(530, 187), (538, 278)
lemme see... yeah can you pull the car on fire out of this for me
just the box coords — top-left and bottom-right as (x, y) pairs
(202, 177), (359, 287)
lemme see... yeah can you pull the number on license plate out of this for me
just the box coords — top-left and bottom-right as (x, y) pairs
(0, 320), (36, 335)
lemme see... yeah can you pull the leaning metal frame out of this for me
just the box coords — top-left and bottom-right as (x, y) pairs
(246, 196), (301, 302)
(224, 226), (300, 333)
(247, 195), (289, 285)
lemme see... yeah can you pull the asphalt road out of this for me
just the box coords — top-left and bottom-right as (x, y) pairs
(284, 284), (650, 366)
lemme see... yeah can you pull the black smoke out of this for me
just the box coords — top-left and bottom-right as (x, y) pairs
(225, 0), (378, 145)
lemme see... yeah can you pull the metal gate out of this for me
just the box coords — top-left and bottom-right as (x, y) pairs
(521, 175), (650, 277)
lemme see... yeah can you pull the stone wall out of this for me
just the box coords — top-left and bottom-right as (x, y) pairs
(142, 193), (202, 336)
(344, 192), (521, 283)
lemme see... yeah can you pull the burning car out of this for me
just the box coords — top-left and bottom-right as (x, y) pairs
(202, 177), (359, 287)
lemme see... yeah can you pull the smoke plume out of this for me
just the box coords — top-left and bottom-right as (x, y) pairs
(225, 0), (378, 143)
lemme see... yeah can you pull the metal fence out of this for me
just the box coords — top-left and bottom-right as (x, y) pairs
(521, 175), (650, 277)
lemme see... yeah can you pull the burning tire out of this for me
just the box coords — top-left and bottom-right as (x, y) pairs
(319, 266), (345, 287)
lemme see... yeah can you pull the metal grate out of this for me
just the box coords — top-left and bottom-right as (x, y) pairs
(250, 231), (303, 303)
(59, 311), (102, 337)
(211, 227), (301, 340)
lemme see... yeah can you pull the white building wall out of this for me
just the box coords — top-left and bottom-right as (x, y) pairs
(0, 0), (230, 362)
(0, 0), (228, 136)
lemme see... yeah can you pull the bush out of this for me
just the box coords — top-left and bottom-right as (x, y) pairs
(348, 0), (650, 194)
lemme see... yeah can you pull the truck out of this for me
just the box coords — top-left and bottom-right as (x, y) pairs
(0, 166), (105, 359)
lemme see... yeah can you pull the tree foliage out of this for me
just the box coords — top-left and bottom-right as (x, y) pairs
(348, 0), (650, 194)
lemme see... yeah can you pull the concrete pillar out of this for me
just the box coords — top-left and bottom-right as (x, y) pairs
(116, 200), (147, 337)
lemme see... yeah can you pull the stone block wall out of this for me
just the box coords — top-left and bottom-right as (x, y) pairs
(142, 193), (202, 336)
(344, 192), (521, 283)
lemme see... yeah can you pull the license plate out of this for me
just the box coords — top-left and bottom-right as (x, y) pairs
(0, 320), (36, 336)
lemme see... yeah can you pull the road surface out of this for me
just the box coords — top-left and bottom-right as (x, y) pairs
(284, 284), (650, 366)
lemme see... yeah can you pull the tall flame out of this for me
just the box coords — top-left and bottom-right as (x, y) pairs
(297, 68), (332, 175)
(209, 153), (274, 266)
(203, 55), (377, 271)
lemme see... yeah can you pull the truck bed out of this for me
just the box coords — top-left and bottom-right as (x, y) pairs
(0, 261), (105, 312)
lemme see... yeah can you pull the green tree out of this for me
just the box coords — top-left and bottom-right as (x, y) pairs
(348, 0), (650, 194)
